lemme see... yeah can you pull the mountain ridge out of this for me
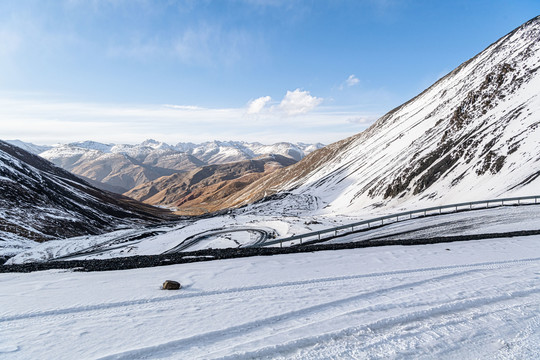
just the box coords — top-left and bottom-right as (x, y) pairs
(0, 140), (172, 256)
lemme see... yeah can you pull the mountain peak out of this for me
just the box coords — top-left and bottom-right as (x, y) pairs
(140, 139), (171, 150)
(0, 140), (169, 252)
(68, 141), (113, 152)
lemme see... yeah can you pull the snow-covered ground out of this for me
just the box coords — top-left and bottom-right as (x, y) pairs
(7, 202), (540, 264)
(326, 204), (540, 244)
(5, 203), (345, 263)
(2, 236), (539, 359)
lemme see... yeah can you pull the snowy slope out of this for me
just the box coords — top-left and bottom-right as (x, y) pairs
(4, 140), (52, 155)
(38, 139), (322, 167)
(223, 16), (540, 215)
(0, 141), (169, 257)
(175, 140), (322, 164)
(247, 142), (305, 162)
(184, 140), (255, 164)
(1, 237), (539, 359)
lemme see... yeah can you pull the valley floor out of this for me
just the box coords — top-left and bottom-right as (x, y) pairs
(1, 236), (539, 359)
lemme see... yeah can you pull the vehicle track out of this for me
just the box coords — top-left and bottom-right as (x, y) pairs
(162, 227), (272, 254)
(94, 259), (540, 360)
(3, 256), (538, 324)
(215, 290), (540, 360)
(51, 230), (169, 261)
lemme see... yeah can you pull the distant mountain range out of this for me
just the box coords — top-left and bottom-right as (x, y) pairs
(5, 139), (324, 193)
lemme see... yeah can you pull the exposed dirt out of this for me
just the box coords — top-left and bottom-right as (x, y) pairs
(125, 155), (297, 215)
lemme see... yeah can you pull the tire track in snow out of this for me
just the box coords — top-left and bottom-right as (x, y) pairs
(213, 287), (540, 360)
(356, 305), (539, 360)
(162, 227), (272, 254)
(2, 256), (539, 324)
(491, 313), (540, 360)
(95, 262), (539, 360)
(196, 265), (540, 359)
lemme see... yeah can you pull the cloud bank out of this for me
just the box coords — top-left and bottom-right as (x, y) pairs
(0, 93), (377, 145)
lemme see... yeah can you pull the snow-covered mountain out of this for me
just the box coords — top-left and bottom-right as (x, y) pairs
(177, 141), (323, 163)
(40, 142), (205, 192)
(4, 140), (52, 155)
(4, 16), (540, 265)
(222, 15), (540, 215)
(35, 140), (322, 192)
(0, 140), (170, 257)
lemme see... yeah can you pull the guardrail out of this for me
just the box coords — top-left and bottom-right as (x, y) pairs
(258, 195), (540, 248)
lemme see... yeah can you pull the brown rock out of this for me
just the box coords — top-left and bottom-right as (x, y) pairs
(162, 280), (181, 290)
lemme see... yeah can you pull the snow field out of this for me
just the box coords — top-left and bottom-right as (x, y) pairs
(1, 236), (539, 359)
(327, 204), (540, 244)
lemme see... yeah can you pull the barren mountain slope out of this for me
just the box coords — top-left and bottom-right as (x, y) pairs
(125, 155), (296, 215)
(220, 16), (540, 214)
(0, 141), (171, 250)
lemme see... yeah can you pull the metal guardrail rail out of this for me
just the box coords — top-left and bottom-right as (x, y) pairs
(259, 195), (540, 248)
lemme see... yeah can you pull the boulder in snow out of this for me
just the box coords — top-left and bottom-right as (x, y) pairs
(162, 280), (181, 290)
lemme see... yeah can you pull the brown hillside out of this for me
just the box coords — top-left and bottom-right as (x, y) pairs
(124, 155), (296, 215)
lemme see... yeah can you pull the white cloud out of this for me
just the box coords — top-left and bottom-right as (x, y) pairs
(345, 74), (360, 87)
(247, 96), (272, 114)
(278, 89), (323, 115)
(163, 104), (204, 111)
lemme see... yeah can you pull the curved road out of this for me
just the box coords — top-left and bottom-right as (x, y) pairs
(48, 225), (273, 261)
(162, 227), (273, 254)
(51, 230), (169, 261)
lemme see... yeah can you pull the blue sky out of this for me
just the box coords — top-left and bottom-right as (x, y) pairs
(0, 0), (538, 145)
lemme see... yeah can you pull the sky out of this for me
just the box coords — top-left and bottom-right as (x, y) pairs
(0, 0), (538, 146)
